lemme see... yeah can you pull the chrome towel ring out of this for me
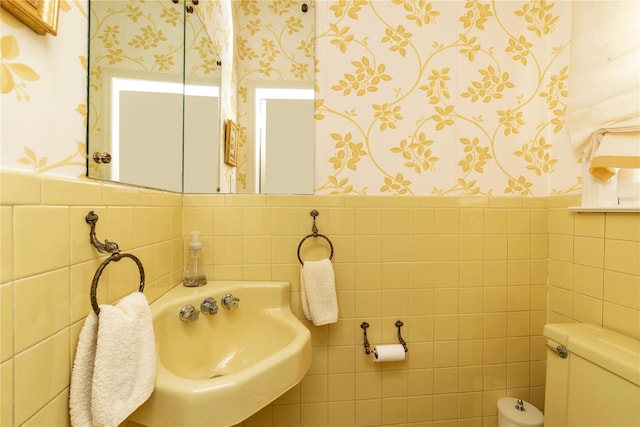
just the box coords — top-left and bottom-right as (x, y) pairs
(297, 209), (334, 265)
(86, 211), (146, 315)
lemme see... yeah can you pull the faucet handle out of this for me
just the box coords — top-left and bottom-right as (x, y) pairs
(221, 294), (240, 310)
(179, 304), (200, 322)
(201, 297), (218, 315)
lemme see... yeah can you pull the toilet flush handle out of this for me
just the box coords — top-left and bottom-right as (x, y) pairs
(545, 342), (569, 359)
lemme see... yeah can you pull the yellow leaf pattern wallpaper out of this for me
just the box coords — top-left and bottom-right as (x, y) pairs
(1, 0), (580, 197)
(313, 0), (577, 196)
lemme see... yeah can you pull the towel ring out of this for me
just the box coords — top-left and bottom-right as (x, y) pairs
(90, 252), (145, 315)
(297, 209), (334, 265)
(86, 211), (145, 315)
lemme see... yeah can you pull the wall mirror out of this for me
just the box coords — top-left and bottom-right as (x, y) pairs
(235, 0), (315, 194)
(86, 0), (222, 193)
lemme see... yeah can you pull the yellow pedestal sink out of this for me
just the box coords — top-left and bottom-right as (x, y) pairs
(128, 281), (311, 427)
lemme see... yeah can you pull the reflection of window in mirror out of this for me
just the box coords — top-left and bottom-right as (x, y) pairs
(248, 84), (314, 194)
(110, 77), (219, 193)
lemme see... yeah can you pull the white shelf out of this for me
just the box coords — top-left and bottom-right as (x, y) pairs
(569, 206), (640, 213)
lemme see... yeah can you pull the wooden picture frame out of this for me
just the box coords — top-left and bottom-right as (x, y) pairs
(1, 0), (60, 36)
(224, 119), (239, 167)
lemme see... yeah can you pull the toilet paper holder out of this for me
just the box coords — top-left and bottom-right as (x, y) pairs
(360, 320), (408, 354)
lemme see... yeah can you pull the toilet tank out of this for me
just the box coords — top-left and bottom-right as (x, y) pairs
(543, 323), (640, 427)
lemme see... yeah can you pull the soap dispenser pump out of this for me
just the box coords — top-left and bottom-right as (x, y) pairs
(184, 230), (207, 287)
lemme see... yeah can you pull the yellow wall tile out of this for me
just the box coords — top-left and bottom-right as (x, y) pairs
(382, 397), (408, 425)
(407, 368), (433, 395)
(355, 399), (381, 427)
(328, 401), (355, 427)
(459, 340), (483, 366)
(355, 208), (382, 234)
(0, 283), (13, 362)
(574, 212), (604, 238)
(382, 263), (409, 289)
(434, 289), (459, 314)
(14, 207), (69, 279)
(0, 170), (41, 205)
(102, 183), (140, 206)
(42, 176), (102, 206)
(408, 208), (435, 234)
(407, 395), (434, 424)
(434, 367), (459, 394)
(382, 235), (410, 262)
(459, 314), (483, 340)
(434, 341), (458, 367)
(14, 330), (69, 425)
(355, 236), (382, 262)
(605, 213), (640, 241)
(603, 302), (640, 339)
(327, 373), (355, 401)
(435, 208), (459, 234)
(574, 236), (604, 268)
(603, 270), (640, 310)
(460, 235), (483, 261)
(604, 239), (640, 276)
(21, 389), (69, 427)
(460, 209), (484, 235)
(433, 393), (458, 420)
(508, 209), (531, 234)
(458, 392), (483, 419)
(484, 209), (508, 234)
(14, 269), (69, 352)
(483, 364), (507, 390)
(484, 235), (507, 260)
(1, 360), (13, 426)
(1, 207), (13, 284)
(434, 235), (459, 261)
(572, 292), (603, 325)
(383, 208), (409, 234)
(381, 370), (408, 398)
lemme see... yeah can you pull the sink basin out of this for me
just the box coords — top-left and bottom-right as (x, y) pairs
(128, 281), (311, 427)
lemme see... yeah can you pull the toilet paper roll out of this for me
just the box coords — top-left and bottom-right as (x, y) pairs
(372, 344), (406, 362)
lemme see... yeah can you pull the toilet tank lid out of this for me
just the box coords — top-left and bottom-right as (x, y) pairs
(543, 322), (640, 386)
(497, 398), (543, 426)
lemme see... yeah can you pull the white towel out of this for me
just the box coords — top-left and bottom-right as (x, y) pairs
(70, 292), (156, 427)
(300, 258), (338, 326)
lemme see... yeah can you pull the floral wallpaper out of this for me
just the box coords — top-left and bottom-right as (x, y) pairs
(314, 0), (578, 196)
(1, 0), (87, 178)
(1, 0), (581, 197)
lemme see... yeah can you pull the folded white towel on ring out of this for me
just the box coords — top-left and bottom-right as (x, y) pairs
(70, 291), (156, 427)
(300, 258), (338, 326)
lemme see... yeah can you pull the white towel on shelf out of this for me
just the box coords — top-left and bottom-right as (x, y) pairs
(300, 258), (338, 326)
(70, 291), (156, 427)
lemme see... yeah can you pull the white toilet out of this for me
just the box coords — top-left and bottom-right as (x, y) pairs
(497, 397), (543, 427)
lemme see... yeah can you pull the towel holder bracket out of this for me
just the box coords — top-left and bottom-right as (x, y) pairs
(86, 211), (120, 254)
(86, 211), (145, 315)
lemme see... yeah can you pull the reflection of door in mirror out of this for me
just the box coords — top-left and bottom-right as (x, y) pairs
(235, 0), (315, 194)
(249, 85), (314, 194)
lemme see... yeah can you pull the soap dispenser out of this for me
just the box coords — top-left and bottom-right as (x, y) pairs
(184, 230), (207, 287)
